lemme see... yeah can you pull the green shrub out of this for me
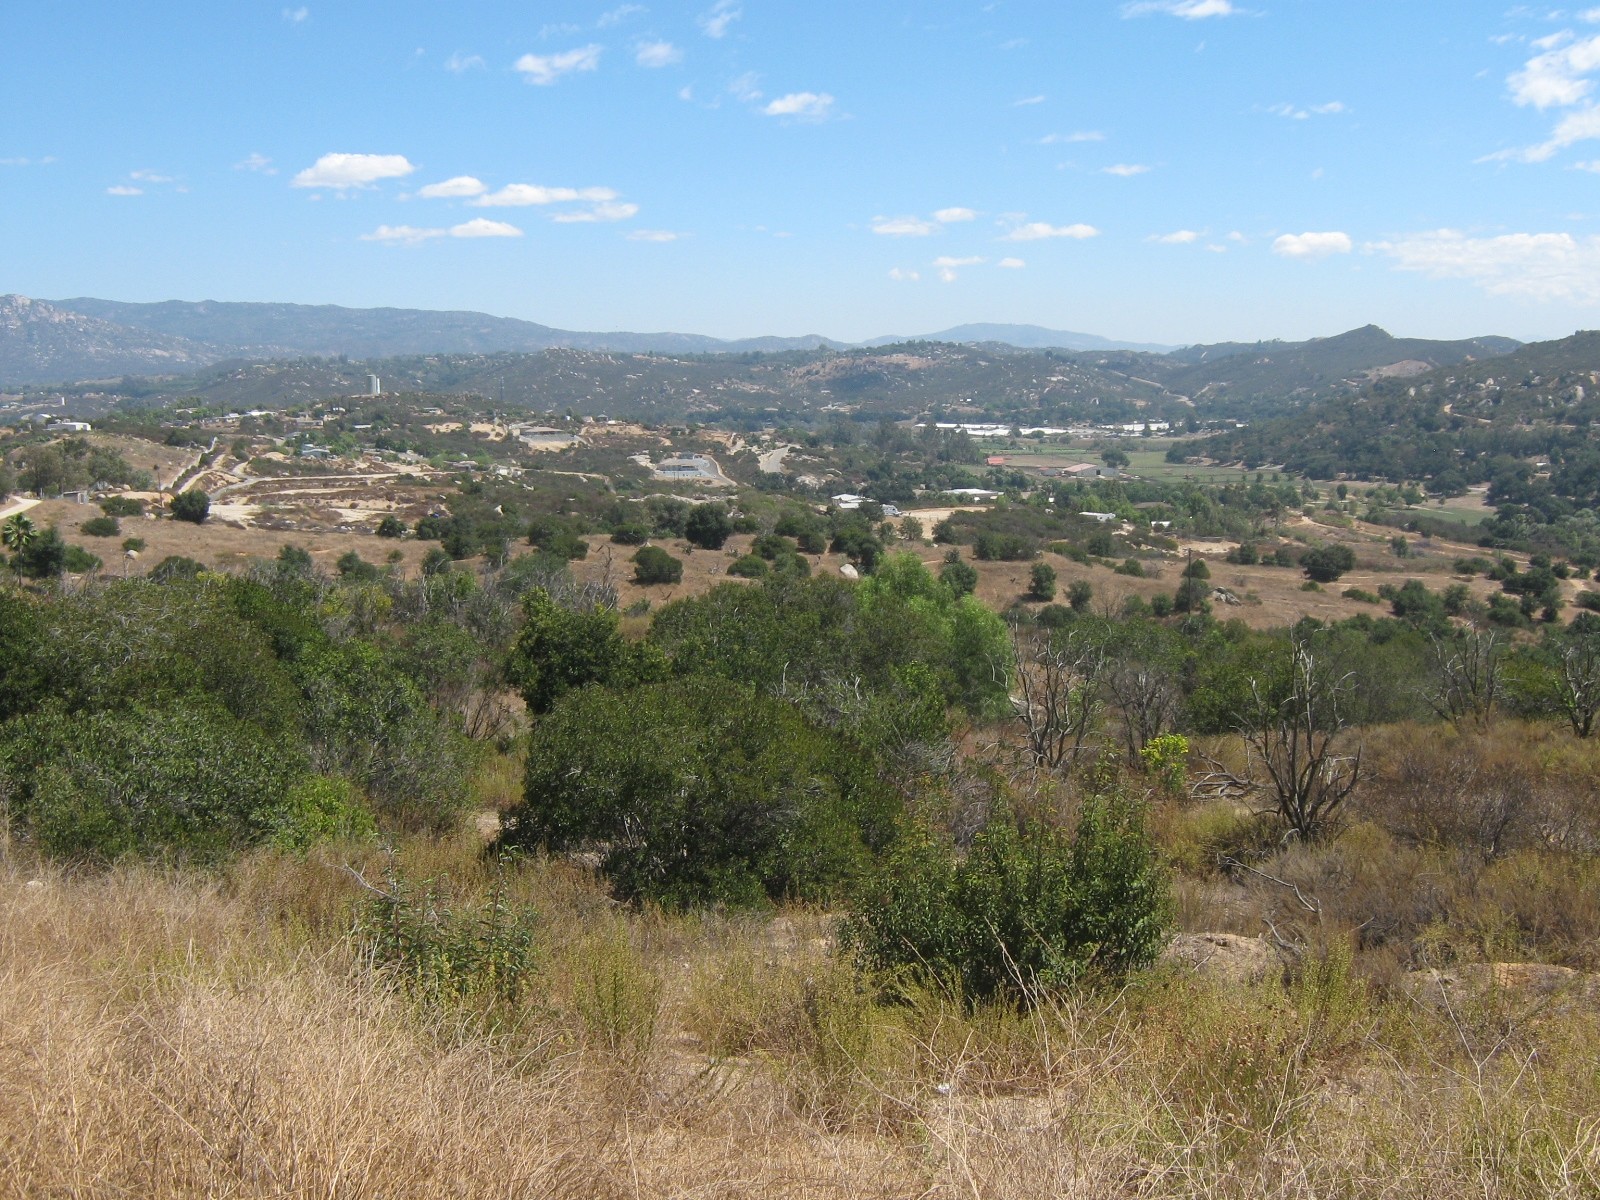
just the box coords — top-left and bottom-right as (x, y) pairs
(359, 859), (539, 1006)
(685, 503), (733, 550)
(271, 775), (376, 850)
(80, 515), (119, 537)
(1342, 587), (1380, 604)
(1301, 544), (1356, 583)
(499, 677), (899, 908)
(728, 553), (769, 578)
(100, 496), (143, 517)
(1028, 561), (1056, 602)
(610, 522), (650, 545)
(170, 490), (210, 524)
(844, 791), (1172, 1004)
(62, 545), (100, 573)
(1, 699), (304, 862)
(940, 554), (978, 597)
(632, 545), (683, 585)
(1115, 557), (1145, 577)
(376, 514), (406, 538)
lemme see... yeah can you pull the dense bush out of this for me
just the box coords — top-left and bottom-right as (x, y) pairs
(632, 545), (683, 585)
(1301, 544), (1356, 583)
(80, 515), (119, 537)
(170, 490), (210, 524)
(684, 503), (733, 550)
(728, 554), (768, 578)
(845, 792), (1172, 1003)
(499, 677), (900, 908)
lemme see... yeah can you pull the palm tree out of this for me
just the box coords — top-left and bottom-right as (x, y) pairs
(2, 513), (36, 582)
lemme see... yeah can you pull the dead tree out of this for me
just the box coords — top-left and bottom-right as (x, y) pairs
(1426, 629), (1503, 729)
(1104, 658), (1183, 766)
(1208, 631), (1363, 840)
(1552, 629), (1600, 738)
(1006, 622), (1106, 770)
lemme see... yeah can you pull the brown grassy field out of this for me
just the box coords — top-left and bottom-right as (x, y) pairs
(6, 753), (1600, 1200)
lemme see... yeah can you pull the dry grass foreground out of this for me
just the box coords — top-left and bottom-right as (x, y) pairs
(4, 840), (1600, 1199)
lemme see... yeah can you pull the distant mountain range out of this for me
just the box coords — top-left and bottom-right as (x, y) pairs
(0, 294), (1524, 403)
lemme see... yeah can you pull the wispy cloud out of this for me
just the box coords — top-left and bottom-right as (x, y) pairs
(1372, 228), (1600, 302)
(699, 0), (741, 38)
(1039, 131), (1104, 144)
(1, 155), (56, 167)
(628, 229), (682, 241)
(763, 92), (835, 119)
(1268, 100), (1347, 119)
(934, 255), (985, 282)
(1121, 0), (1238, 18)
(552, 201), (639, 222)
(105, 184), (142, 196)
(362, 219), (524, 245)
(636, 40), (681, 67)
(282, 6), (308, 23)
(418, 175), (488, 199)
(1272, 230), (1353, 259)
(934, 207), (977, 223)
(1101, 163), (1150, 176)
(1150, 229), (1202, 243)
(472, 184), (617, 206)
(444, 51), (486, 72)
(291, 153), (415, 189)
(1013, 94), (1046, 106)
(1510, 32), (1600, 109)
(598, 4), (646, 27)
(514, 44), (602, 85)
(889, 267), (921, 281)
(1003, 221), (1099, 241)
(130, 169), (173, 183)
(728, 72), (763, 103)
(998, 257), (1026, 268)
(234, 153), (276, 174)
(872, 215), (938, 236)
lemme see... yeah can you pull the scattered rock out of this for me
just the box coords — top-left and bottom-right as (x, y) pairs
(1161, 933), (1280, 984)
(1403, 963), (1600, 1010)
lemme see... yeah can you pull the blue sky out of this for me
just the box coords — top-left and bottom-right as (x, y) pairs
(5, 2), (1600, 346)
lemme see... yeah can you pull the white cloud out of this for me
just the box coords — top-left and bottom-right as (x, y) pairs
(444, 51), (486, 72)
(699, 0), (741, 38)
(636, 40), (681, 67)
(628, 229), (681, 241)
(1372, 228), (1600, 302)
(131, 169), (173, 183)
(362, 219), (523, 245)
(934, 207), (977, 223)
(1040, 131), (1104, 144)
(1003, 221), (1099, 241)
(514, 44), (602, 85)
(1122, 0), (1238, 18)
(729, 72), (762, 102)
(1102, 163), (1151, 176)
(1510, 32), (1600, 108)
(678, 84), (694, 100)
(934, 255), (985, 282)
(235, 153), (275, 174)
(762, 92), (835, 119)
(598, 4), (646, 27)
(106, 185), (142, 196)
(1013, 94), (1046, 106)
(292, 153), (415, 189)
(1269, 100), (1347, 119)
(418, 175), (488, 199)
(998, 257), (1026, 268)
(449, 218), (521, 238)
(552, 201), (639, 222)
(282, 6), (308, 22)
(1497, 103), (1600, 162)
(473, 183), (618, 206)
(1151, 229), (1202, 243)
(871, 215), (938, 236)
(888, 267), (921, 281)
(362, 225), (443, 244)
(1272, 230), (1353, 259)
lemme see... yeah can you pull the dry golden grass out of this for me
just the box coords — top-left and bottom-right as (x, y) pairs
(4, 837), (1600, 1198)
